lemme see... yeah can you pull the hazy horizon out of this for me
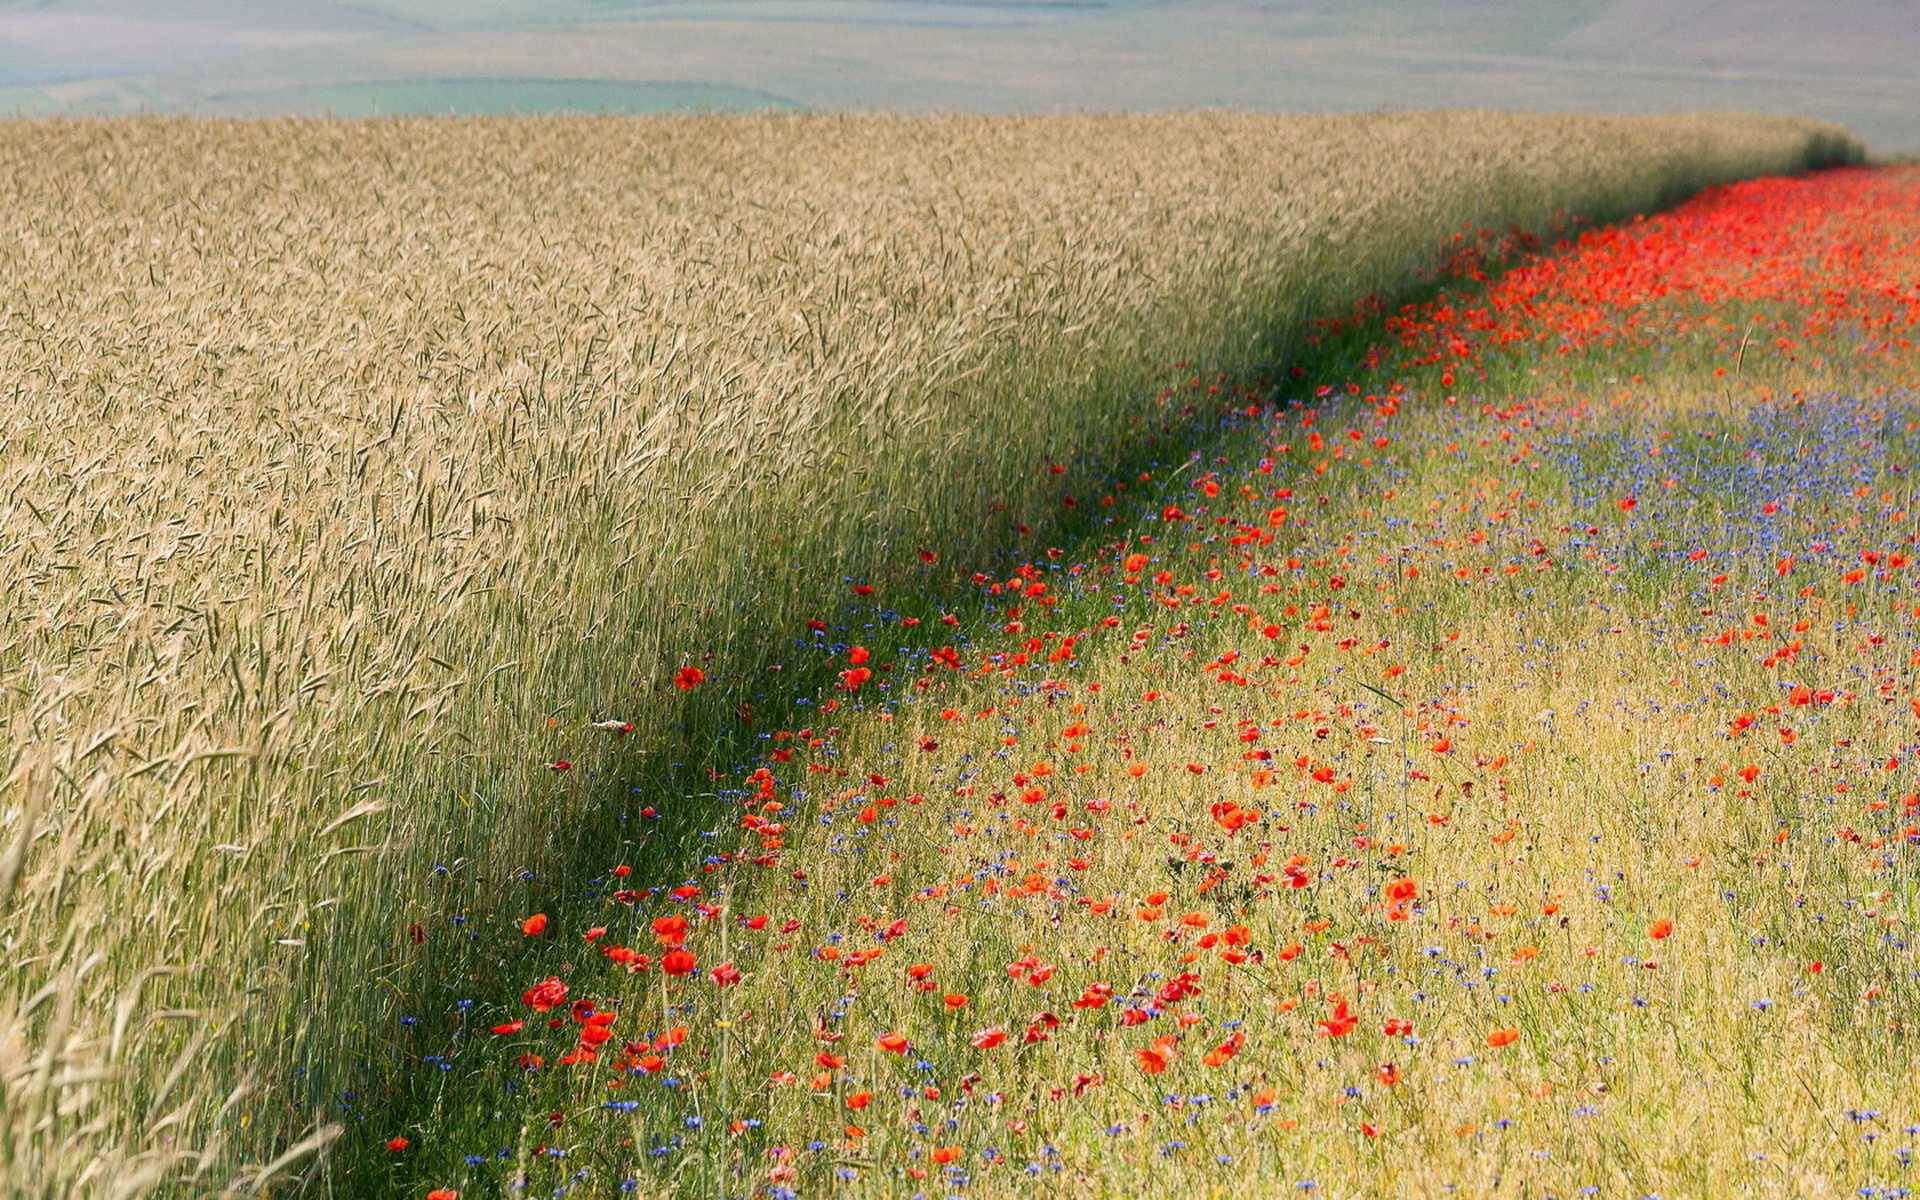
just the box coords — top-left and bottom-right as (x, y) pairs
(1, 0), (1914, 150)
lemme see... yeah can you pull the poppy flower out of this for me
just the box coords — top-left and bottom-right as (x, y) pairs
(522, 977), (568, 1011)
(846, 1091), (872, 1109)
(1486, 1027), (1521, 1047)
(1202, 1031), (1245, 1066)
(1136, 1033), (1180, 1075)
(971, 1027), (1007, 1049)
(386, 1137), (410, 1152)
(1649, 919), (1674, 939)
(661, 948), (697, 976)
(520, 913), (547, 936)
(673, 666), (705, 689)
(1317, 1000), (1358, 1037)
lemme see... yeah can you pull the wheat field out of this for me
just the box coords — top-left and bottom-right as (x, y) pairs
(0, 112), (1856, 1196)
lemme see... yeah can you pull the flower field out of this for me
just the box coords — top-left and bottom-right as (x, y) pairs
(380, 165), (1920, 1198)
(0, 115), (1874, 1197)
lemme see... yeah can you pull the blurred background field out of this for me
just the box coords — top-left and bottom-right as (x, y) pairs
(0, 0), (1916, 151)
(0, 111), (1856, 1195)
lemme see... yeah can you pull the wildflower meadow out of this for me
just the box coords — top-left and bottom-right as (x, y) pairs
(0, 113), (1900, 1198)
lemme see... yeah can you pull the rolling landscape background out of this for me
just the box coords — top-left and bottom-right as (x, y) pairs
(0, 0), (1916, 151)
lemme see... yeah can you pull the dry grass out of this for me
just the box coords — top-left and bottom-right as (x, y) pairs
(0, 111), (1855, 1195)
(744, 375), (1920, 1199)
(567, 315), (1920, 1196)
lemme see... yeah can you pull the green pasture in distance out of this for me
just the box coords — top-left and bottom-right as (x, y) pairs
(233, 78), (802, 115)
(0, 85), (57, 114)
(334, 0), (1132, 30)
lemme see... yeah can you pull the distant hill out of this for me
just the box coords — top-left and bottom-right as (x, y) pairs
(1, 0), (1913, 149)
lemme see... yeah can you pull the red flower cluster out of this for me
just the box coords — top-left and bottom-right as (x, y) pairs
(1386, 166), (1920, 385)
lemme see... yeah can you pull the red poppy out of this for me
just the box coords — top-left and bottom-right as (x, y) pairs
(522, 977), (568, 1011)
(1317, 999), (1358, 1037)
(673, 666), (705, 689)
(1202, 1031), (1245, 1066)
(661, 948), (697, 976)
